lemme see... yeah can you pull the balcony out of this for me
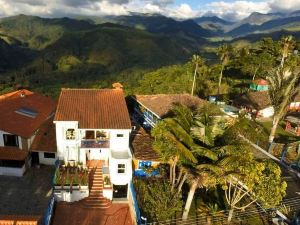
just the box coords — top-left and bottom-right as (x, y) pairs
(81, 139), (110, 148)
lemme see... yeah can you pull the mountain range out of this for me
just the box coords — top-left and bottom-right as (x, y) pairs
(0, 11), (300, 95)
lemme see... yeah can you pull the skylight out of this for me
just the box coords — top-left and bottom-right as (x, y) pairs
(15, 107), (38, 118)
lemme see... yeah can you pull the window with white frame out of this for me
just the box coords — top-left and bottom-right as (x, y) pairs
(117, 164), (126, 174)
(66, 128), (76, 140)
(116, 134), (124, 137)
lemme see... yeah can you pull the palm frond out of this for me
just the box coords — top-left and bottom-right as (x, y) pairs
(191, 145), (218, 161)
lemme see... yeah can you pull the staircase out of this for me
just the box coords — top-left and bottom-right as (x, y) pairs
(81, 166), (112, 209)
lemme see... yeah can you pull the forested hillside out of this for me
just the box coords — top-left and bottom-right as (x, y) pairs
(0, 13), (300, 98)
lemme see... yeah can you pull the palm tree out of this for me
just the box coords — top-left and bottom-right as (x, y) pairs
(152, 105), (218, 190)
(191, 55), (204, 96)
(182, 165), (219, 220)
(280, 35), (295, 68)
(217, 44), (232, 95)
(267, 66), (300, 145)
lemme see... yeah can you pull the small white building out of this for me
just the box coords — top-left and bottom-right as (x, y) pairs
(53, 88), (133, 199)
(0, 89), (57, 176)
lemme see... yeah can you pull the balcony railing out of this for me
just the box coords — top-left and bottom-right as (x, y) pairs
(81, 139), (110, 148)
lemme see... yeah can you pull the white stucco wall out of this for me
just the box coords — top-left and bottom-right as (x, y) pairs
(109, 157), (132, 185)
(54, 121), (78, 161)
(259, 106), (274, 118)
(54, 187), (89, 202)
(103, 188), (113, 200)
(0, 164), (26, 176)
(109, 130), (131, 151)
(38, 152), (57, 165)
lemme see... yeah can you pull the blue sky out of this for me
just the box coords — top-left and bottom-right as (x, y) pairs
(0, 0), (299, 21)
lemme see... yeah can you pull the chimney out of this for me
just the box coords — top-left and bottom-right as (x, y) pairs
(20, 90), (26, 98)
(112, 82), (124, 90)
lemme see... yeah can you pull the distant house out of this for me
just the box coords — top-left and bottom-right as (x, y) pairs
(289, 92), (300, 112)
(131, 126), (160, 177)
(233, 91), (274, 118)
(131, 94), (206, 128)
(0, 89), (56, 176)
(54, 87), (133, 200)
(249, 79), (269, 91)
(285, 115), (300, 136)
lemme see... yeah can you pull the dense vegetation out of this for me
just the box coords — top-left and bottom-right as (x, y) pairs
(1, 13), (300, 98)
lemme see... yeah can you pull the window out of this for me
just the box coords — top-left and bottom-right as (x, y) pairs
(117, 134), (124, 137)
(44, 152), (56, 158)
(15, 107), (38, 118)
(85, 130), (95, 139)
(3, 134), (19, 147)
(66, 129), (76, 140)
(117, 164), (126, 174)
(96, 131), (108, 140)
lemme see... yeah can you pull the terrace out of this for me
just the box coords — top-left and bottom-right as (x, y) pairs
(80, 130), (110, 148)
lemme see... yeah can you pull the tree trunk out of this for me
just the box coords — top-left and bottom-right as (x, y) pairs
(182, 181), (198, 220)
(207, 216), (212, 225)
(171, 159), (178, 192)
(218, 65), (224, 95)
(176, 173), (187, 195)
(228, 208), (234, 223)
(175, 168), (183, 186)
(252, 67), (259, 80)
(269, 116), (280, 146)
(191, 63), (198, 96)
(169, 163), (173, 183)
(280, 56), (285, 68)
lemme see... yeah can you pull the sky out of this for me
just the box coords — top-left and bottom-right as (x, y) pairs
(0, 0), (300, 21)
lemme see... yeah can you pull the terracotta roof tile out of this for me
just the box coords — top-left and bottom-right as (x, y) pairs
(0, 215), (40, 225)
(234, 91), (271, 110)
(0, 146), (28, 161)
(131, 127), (160, 161)
(30, 118), (57, 153)
(0, 89), (56, 138)
(134, 94), (206, 118)
(54, 89), (131, 129)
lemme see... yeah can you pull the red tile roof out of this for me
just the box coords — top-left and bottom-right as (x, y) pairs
(131, 127), (160, 161)
(234, 91), (272, 110)
(0, 215), (40, 225)
(0, 146), (28, 161)
(54, 89), (131, 129)
(134, 94), (206, 118)
(30, 118), (57, 153)
(0, 89), (56, 138)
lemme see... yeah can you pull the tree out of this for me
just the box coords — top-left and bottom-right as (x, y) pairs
(151, 105), (218, 191)
(267, 66), (300, 144)
(191, 54), (204, 96)
(135, 179), (183, 222)
(198, 202), (224, 225)
(217, 44), (232, 94)
(182, 165), (219, 220)
(222, 160), (287, 223)
(280, 36), (296, 68)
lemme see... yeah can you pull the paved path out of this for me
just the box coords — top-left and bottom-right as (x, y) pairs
(52, 202), (133, 225)
(0, 165), (54, 216)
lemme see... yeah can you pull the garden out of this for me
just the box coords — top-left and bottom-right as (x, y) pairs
(54, 162), (89, 190)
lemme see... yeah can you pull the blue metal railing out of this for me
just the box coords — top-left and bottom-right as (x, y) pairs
(43, 195), (55, 225)
(130, 181), (142, 224)
(43, 160), (60, 225)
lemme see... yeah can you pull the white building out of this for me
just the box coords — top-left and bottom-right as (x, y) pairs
(54, 88), (132, 199)
(0, 89), (57, 176)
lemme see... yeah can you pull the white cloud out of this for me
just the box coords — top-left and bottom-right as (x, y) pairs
(207, 1), (270, 21)
(269, 0), (300, 13)
(0, 0), (300, 21)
